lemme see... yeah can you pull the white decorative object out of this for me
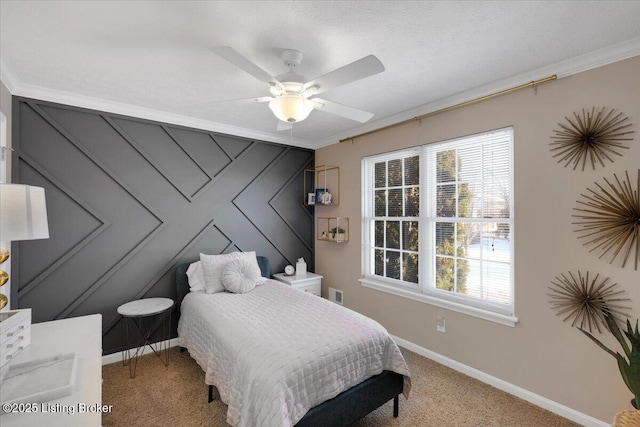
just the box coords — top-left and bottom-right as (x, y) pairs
(308, 193), (315, 205)
(0, 185), (49, 241)
(296, 257), (307, 276)
(200, 251), (260, 294)
(0, 308), (31, 368)
(221, 258), (261, 294)
(320, 191), (332, 204)
(0, 352), (77, 406)
(0, 184), (50, 310)
(0, 314), (102, 427)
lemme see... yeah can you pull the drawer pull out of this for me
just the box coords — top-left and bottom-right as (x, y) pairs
(18, 325), (24, 330)
(6, 344), (12, 348)
(6, 333), (13, 337)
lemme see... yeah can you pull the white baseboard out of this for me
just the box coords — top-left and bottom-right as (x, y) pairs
(101, 338), (180, 366)
(391, 335), (608, 427)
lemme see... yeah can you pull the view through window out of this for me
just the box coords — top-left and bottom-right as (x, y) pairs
(362, 128), (514, 318)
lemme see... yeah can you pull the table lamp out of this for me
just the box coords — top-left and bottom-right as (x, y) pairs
(0, 183), (49, 310)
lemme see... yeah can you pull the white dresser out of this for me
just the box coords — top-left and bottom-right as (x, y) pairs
(273, 272), (323, 297)
(0, 314), (102, 426)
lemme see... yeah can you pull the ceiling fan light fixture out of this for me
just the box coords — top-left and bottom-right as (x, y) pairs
(269, 94), (314, 123)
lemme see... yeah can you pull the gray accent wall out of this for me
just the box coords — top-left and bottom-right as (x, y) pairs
(12, 97), (314, 354)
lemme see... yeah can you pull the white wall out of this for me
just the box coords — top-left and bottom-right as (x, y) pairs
(315, 55), (640, 423)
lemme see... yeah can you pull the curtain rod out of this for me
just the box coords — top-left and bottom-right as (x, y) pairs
(339, 74), (557, 143)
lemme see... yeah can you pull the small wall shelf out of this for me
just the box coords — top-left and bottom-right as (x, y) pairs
(304, 165), (340, 206)
(317, 217), (349, 243)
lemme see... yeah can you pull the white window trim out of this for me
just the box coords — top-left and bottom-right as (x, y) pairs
(360, 128), (517, 327)
(359, 277), (518, 327)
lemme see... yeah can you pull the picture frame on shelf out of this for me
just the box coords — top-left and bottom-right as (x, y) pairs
(315, 188), (328, 204)
(303, 165), (340, 206)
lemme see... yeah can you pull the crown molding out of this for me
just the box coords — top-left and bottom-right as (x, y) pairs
(0, 58), (20, 95)
(315, 37), (640, 149)
(552, 35), (640, 78)
(0, 61), (315, 150)
(4, 36), (640, 151)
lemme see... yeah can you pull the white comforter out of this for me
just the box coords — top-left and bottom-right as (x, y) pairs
(177, 279), (411, 427)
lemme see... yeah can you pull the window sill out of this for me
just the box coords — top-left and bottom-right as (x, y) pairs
(359, 278), (519, 327)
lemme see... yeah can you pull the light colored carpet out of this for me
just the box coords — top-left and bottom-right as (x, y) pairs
(102, 346), (580, 427)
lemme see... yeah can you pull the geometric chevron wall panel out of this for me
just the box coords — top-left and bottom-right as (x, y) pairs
(12, 97), (314, 354)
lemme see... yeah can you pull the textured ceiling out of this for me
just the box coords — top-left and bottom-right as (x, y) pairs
(2, 1), (640, 149)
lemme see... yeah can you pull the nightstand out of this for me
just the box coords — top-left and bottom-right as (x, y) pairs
(273, 272), (323, 297)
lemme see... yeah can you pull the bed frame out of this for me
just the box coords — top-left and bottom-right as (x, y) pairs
(175, 257), (404, 427)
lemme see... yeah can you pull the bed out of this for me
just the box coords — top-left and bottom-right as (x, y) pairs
(175, 255), (411, 427)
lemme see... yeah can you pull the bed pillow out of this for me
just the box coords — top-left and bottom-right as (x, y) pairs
(200, 251), (261, 293)
(241, 251), (261, 276)
(186, 261), (205, 292)
(221, 257), (261, 294)
(200, 252), (240, 294)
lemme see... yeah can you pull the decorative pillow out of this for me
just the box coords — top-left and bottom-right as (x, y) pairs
(200, 252), (241, 294)
(200, 251), (261, 294)
(221, 257), (261, 294)
(186, 261), (205, 292)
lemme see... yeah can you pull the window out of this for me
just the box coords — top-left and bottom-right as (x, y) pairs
(361, 128), (516, 326)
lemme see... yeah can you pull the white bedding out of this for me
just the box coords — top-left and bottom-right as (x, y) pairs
(177, 279), (411, 427)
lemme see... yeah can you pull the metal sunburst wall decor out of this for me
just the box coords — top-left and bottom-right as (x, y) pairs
(548, 270), (630, 333)
(573, 169), (640, 270)
(550, 107), (634, 171)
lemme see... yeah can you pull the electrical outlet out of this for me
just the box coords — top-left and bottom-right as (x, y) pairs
(437, 316), (446, 333)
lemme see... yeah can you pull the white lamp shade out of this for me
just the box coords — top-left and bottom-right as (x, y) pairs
(0, 184), (49, 241)
(269, 95), (314, 123)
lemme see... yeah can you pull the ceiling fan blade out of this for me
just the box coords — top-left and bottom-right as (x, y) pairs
(213, 96), (273, 104)
(304, 55), (384, 95)
(210, 46), (283, 90)
(310, 98), (375, 123)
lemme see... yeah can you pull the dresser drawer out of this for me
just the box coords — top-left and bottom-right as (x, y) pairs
(295, 281), (321, 297)
(273, 273), (323, 297)
(0, 309), (32, 368)
(1, 325), (31, 365)
(1, 320), (29, 342)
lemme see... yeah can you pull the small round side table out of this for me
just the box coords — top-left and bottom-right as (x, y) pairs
(117, 297), (173, 378)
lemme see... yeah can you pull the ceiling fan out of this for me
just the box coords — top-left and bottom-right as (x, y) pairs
(210, 47), (385, 127)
